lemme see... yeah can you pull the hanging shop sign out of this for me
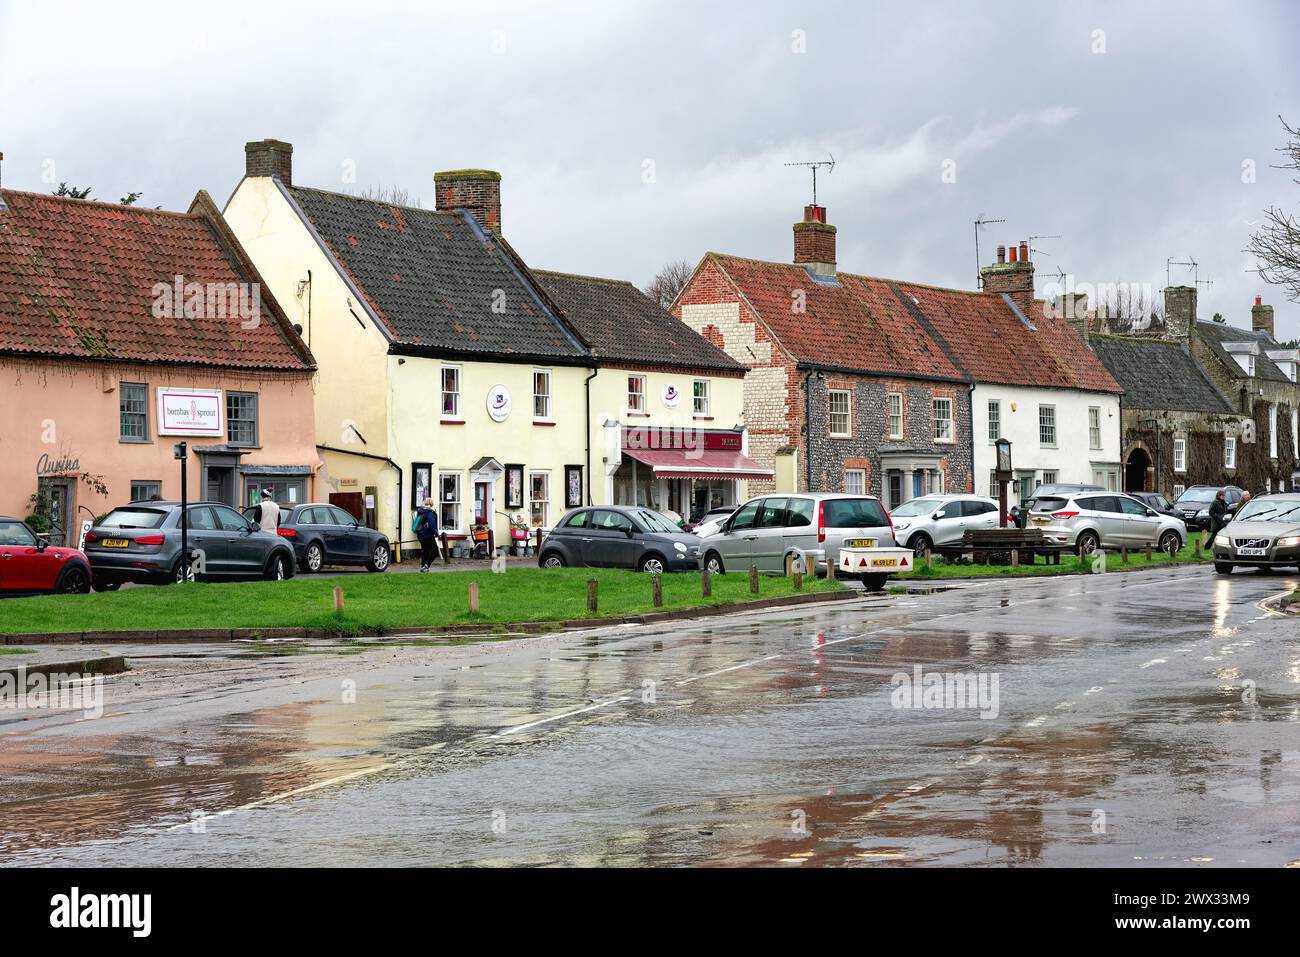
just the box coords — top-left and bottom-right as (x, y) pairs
(623, 426), (742, 452)
(487, 385), (512, 422)
(661, 383), (681, 409)
(157, 388), (223, 436)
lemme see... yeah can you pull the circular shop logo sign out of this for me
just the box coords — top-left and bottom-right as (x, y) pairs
(661, 383), (680, 408)
(487, 384), (512, 422)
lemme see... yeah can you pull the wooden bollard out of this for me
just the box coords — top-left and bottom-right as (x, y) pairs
(1010, 549), (1019, 567)
(1145, 544), (1153, 562)
(749, 564), (759, 594)
(924, 547), (932, 569)
(702, 569), (712, 597)
(1193, 534), (1201, 555)
(332, 586), (345, 612)
(793, 568), (803, 591)
(1121, 546), (1128, 563)
(587, 578), (598, 613)
(441, 531), (451, 564)
(652, 574), (663, 608)
(468, 581), (479, 613)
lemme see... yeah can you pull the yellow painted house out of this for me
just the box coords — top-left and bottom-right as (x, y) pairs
(224, 139), (763, 555)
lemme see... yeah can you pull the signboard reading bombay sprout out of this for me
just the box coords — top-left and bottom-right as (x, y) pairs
(156, 388), (223, 436)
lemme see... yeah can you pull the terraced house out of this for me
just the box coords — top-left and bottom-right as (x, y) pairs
(0, 186), (318, 545)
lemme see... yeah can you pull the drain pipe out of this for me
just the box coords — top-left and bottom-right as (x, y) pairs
(804, 368), (815, 492)
(584, 366), (599, 505)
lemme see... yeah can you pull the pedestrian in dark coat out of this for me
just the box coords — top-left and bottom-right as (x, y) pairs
(415, 498), (440, 571)
(1208, 490), (1229, 540)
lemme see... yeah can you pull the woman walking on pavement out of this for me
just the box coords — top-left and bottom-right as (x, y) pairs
(415, 497), (440, 572)
(1208, 489), (1229, 540)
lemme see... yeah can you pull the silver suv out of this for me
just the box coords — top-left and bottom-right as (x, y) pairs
(889, 494), (1001, 556)
(698, 492), (896, 578)
(1026, 490), (1185, 555)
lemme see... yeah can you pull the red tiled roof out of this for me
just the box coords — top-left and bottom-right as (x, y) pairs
(708, 254), (1120, 393)
(0, 189), (313, 370)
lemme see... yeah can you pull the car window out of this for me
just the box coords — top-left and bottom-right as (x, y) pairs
(729, 500), (761, 531)
(1234, 499), (1300, 522)
(823, 498), (889, 528)
(632, 510), (678, 533)
(330, 507), (357, 525)
(213, 505), (251, 531)
(1177, 488), (1217, 503)
(187, 506), (218, 531)
(562, 510), (588, 529)
(890, 497), (943, 518)
(99, 508), (168, 530)
(591, 510), (633, 532)
(758, 498), (787, 528)
(0, 520), (37, 546)
(1118, 497), (1149, 515)
(959, 501), (984, 517)
(786, 498), (814, 528)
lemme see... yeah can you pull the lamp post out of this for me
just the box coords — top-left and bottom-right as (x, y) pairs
(174, 442), (189, 583)
(994, 437), (1013, 527)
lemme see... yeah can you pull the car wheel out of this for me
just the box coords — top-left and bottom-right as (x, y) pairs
(1214, 561), (1234, 575)
(638, 553), (666, 575)
(908, 532), (933, 558)
(91, 580), (121, 593)
(1158, 531), (1181, 555)
(170, 559), (197, 584)
(264, 552), (291, 581)
(540, 551), (566, 568)
(55, 564), (92, 594)
(367, 542), (390, 573)
(704, 551), (725, 575)
(304, 541), (324, 573)
(1076, 530), (1101, 557)
(861, 573), (888, 591)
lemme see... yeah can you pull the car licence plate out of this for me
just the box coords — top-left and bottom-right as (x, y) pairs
(1032, 518), (1049, 526)
(101, 538), (129, 548)
(845, 538), (876, 548)
(1237, 547), (1267, 557)
(872, 558), (898, 567)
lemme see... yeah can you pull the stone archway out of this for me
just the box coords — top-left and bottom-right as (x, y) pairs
(1125, 446), (1152, 492)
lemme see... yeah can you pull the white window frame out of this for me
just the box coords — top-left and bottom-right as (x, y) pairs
(844, 468), (866, 495)
(987, 399), (1000, 444)
(1269, 402), (1278, 459)
(693, 379), (711, 417)
(437, 471), (462, 531)
(1088, 407), (1101, 450)
(1173, 437), (1187, 473)
(828, 390), (852, 438)
(988, 470), (999, 498)
(441, 366), (462, 419)
(529, 470), (551, 528)
(888, 393), (904, 440)
(932, 469), (945, 494)
(533, 368), (552, 421)
(1038, 404), (1057, 447)
(1041, 470), (1058, 485)
(1224, 435), (1237, 469)
(933, 397), (954, 443)
(627, 374), (646, 414)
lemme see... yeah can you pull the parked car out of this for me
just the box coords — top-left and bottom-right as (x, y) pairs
(538, 506), (701, 573)
(698, 492), (896, 580)
(688, 506), (738, 538)
(1212, 493), (1300, 573)
(888, 494), (1001, 556)
(1172, 485), (1244, 530)
(1025, 483), (1104, 504)
(0, 515), (93, 595)
(83, 501), (296, 586)
(1127, 491), (1181, 518)
(276, 503), (391, 573)
(1025, 490), (1185, 555)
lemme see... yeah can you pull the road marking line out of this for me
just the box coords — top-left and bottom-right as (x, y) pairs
(676, 654), (783, 686)
(494, 694), (632, 736)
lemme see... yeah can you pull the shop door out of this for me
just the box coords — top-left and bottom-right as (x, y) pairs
(206, 467), (235, 506)
(474, 481), (492, 526)
(36, 477), (74, 547)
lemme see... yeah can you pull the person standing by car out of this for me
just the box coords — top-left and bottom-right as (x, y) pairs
(1208, 489), (1230, 540)
(415, 497), (440, 571)
(257, 488), (280, 531)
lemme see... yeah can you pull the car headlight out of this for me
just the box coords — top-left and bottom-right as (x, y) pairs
(1276, 536), (1300, 547)
(893, 521), (911, 531)
(1197, 509), (1210, 518)
(673, 542), (687, 553)
(1214, 533), (1230, 547)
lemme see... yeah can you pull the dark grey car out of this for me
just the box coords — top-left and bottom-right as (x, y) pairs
(538, 506), (701, 573)
(84, 501), (297, 586)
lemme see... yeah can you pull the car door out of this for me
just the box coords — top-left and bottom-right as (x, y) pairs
(751, 497), (788, 571)
(184, 506), (224, 574)
(715, 499), (761, 568)
(329, 506), (369, 561)
(547, 509), (588, 564)
(782, 497), (817, 570)
(966, 500), (1001, 534)
(0, 519), (51, 592)
(928, 499), (967, 546)
(585, 510), (637, 568)
(1082, 495), (1125, 547)
(213, 504), (263, 573)
(1118, 495), (1161, 546)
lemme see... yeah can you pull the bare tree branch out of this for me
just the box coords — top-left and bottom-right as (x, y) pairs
(1246, 116), (1300, 303)
(643, 258), (694, 310)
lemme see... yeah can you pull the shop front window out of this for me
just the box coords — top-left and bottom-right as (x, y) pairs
(529, 471), (550, 528)
(438, 472), (462, 530)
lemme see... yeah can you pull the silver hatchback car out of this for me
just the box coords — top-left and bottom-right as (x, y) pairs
(698, 492), (896, 578)
(1026, 490), (1185, 555)
(888, 493), (1002, 556)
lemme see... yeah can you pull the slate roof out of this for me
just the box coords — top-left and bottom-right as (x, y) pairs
(286, 186), (588, 363)
(706, 254), (1121, 392)
(1196, 320), (1293, 383)
(532, 270), (744, 374)
(1090, 336), (1234, 414)
(0, 189), (313, 370)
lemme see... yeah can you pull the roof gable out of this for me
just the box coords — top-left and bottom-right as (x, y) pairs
(1090, 336), (1233, 413)
(1196, 320), (1293, 383)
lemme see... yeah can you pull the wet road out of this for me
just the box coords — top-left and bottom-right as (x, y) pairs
(3, 565), (1299, 867)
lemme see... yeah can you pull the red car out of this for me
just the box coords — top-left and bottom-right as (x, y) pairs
(0, 516), (93, 595)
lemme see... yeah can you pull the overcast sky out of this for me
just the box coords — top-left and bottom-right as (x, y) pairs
(2, 0), (1298, 337)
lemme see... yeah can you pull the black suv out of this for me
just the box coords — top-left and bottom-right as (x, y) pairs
(1173, 485), (1244, 530)
(275, 504), (391, 573)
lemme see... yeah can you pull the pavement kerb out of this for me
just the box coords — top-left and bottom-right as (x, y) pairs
(0, 655), (130, 679)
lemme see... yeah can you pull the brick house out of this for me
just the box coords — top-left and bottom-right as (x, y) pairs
(673, 204), (974, 509)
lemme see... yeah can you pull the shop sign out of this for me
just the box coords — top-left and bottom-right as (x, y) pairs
(487, 385), (512, 422)
(157, 388), (223, 436)
(661, 383), (681, 408)
(623, 427), (742, 452)
(35, 452), (81, 476)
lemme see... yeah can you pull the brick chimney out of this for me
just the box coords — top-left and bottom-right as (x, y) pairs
(1251, 294), (1275, 339)
(793, 205), (836, 276)
(1163, 285), (1197, 343)
(434, 169), (502, 233)
(245, 139), (293, 185)
(980, 238), (1034, 315)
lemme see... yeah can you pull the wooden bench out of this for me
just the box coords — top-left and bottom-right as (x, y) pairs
(945, 527), (1071, 565)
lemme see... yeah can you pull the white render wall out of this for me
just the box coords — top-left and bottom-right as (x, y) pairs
(972, 384), (1122, 498)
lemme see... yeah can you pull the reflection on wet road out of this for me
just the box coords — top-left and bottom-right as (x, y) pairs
(3, 566), (1299, 866)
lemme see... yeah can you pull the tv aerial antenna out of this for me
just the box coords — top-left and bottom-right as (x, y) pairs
(1166, 256), (1213, 291)
(1028, 233), (1062, 257)
(784, 153), (835, 207)
(974, 214), (1006, 289)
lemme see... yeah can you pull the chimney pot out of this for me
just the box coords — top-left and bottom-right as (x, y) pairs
(434, 169), (503, 233)
(1019, 240), (1029, 263)
(245, 139), (293, 185)
(1255, 295), (1262, 306)
(1008, 245), (1018, 263)
(793, 204), (836, 275)
(1251, 295), (1275, 339)
(996, 245), (1006, 264)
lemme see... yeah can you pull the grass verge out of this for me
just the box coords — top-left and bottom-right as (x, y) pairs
(896, 541), (1212, 579)
(0, 567), (844, 637)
